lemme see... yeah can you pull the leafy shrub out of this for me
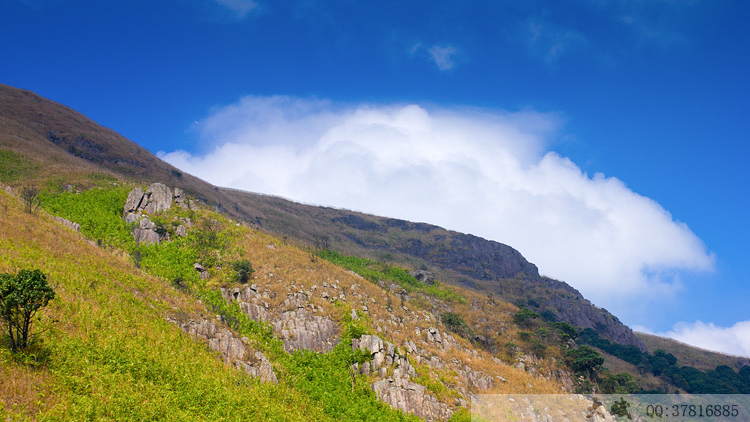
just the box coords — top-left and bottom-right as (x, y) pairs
(513, 307), (540, 328)
(20, 186), (40, 214)
(566, 345), (603, 378)
(0, 269), (55, 352)
(552, 321), (577, 342)
(231, 259), (254, 284)
(441, 312), (472, 338)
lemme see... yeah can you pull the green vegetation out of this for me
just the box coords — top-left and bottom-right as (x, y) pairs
(232, 259), (254, 284)
(0, 269), (55, 352)
(441, 312), (472, 338)
(39, 183), (133, 249)
(316, 249), (465, 303)
(579, 328), (750, 393)
(0, 192), (332, 421)
(0, 150), (37, 183)
(27, 182), (453, 420)
(512, 307), (540, 328)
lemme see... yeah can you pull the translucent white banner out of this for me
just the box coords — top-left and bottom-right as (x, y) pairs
(472, 394), (750, 421)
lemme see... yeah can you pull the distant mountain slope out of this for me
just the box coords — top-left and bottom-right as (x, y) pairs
(636, 332), (750, 372)
(0, 82), (644, 351)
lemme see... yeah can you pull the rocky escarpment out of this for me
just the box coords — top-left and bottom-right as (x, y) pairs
(540, 278), (647, 351)
(123, 183), (190, 245)
(171, 316), (278, 384)
(221, 287), (340, 353)
(353, 334), (451, 422)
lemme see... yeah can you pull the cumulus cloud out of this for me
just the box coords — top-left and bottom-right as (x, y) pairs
(647, 321), (750, 358)
(160, 96), (714, 318)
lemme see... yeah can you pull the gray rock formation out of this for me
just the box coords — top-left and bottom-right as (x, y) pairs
(410, 270), (435, 285)
(143, 183), (172, 214)
(52, 216), (80, 232)
(273, 293), (340, 353)
(123, 183), (181, 245)
(352, 334), (451, 421)
(123, 187), (146, 217)
(173, 317), (278, 384)
(174, 187), (188, 209)
(133, 217), (161, 245)
(221, 288), (339, 353)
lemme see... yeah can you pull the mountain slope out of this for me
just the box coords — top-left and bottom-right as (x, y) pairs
(1, 83), (640, 350)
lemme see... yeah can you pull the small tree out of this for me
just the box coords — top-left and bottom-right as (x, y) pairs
(513, 307), (540, 328)
(20, 186), (40, 214)
(566, 345), (604, 379)
(0, 269), (55, 352)
(232, 259), (254, 284)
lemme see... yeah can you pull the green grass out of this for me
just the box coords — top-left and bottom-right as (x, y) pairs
(0, 149), (37, 183)
(0, 193), (332, 421)
(39, 184), (133, 250)
(18, 183), (436, 420)
(316, 249), (465, 303)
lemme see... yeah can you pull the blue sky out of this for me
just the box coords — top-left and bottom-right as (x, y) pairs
(2, 0), (749, 356)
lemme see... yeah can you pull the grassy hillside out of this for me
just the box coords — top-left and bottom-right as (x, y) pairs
(0, 83), (645, 351)
(0, 188), (332, 421)
(2, 83), (747, 418)
(1, 174), (570, 421)
(637, 332), (750, 372)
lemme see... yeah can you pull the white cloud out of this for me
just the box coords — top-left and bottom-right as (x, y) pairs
(409, 43), (459, 71)
(651, 321), (750, 358)
(160, 97), (714, 320)
(214, 0), (258, 19)
(428, 45), (458, 71)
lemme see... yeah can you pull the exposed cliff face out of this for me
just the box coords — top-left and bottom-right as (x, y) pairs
(541, 278), (647, 351)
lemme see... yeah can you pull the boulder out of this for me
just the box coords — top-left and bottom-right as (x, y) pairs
(123, 187), (145, 216)
(410, 270), (435, 285)
(143, 183), (172, 214)
(174, 187), (188, 209)
(133, 217), (160, 245)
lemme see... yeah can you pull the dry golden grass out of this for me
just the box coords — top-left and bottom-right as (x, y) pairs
(223, 219), (569, 406)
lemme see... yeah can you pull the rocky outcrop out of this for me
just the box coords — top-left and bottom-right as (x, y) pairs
(143, 183), (172, 214)
(123, 183), (183, 245)
(172, 317), (278, 384)
(410, 270), (435, 285)
(173, 187), (188, 209)
(542, 278), (647, 351)
(352, 335), (452, 422)
(52, 216), (80, 232)
(221, 288), (340, 353)
(273, 293), (340, 353)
